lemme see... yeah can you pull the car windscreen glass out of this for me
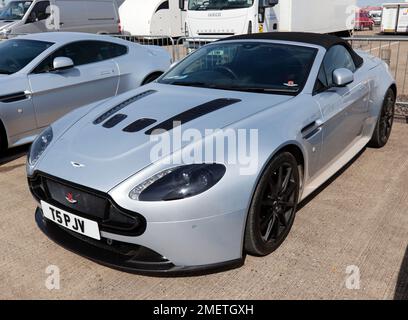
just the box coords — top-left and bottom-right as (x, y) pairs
(0, 1), (33, 20)
(159, 42), (317, 95)
(0, 39), (53, 74)
(188, 0), (254, 11)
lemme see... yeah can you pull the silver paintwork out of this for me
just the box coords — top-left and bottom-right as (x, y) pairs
(333, 68), (354, 87)
(0, 32), (171, 149)
(28, 39), (396, 268)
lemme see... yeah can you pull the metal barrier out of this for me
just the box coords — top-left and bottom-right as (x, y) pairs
(112, 34), (176, 62)
(344, 36), (408, 121)
(174, 36), (220, 61)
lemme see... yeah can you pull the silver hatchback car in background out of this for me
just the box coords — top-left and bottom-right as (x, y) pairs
(0, 32), (171, 151)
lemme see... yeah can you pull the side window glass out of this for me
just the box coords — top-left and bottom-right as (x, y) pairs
(33, 41), (127, 74)
(323, 45), (356, 87)
(33, 47), (65, 73)
(27, 1), (50, 23)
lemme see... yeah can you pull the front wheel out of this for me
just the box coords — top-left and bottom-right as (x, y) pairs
(244, 152), (300, 256)
(368, 88), (395, 148)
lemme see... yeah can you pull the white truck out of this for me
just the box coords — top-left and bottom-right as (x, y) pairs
(381, 2), (408, 34)
(119, 0), (186, 37)
(181, 0), (356, 40)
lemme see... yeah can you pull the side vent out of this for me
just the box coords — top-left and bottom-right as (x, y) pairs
(123, 118), (157, 133)
(145, 98), (241, 135)
(93, 90), (156, 125)
(0, 92), (29, 103)
(103, 114), (127, 129)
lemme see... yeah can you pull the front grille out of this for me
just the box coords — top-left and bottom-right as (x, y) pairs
(29, 173), (146, 236)
(46, 179), (107, 219)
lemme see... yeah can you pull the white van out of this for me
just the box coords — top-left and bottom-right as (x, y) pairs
(119, 0), (185, 37)
(0, 0), (121, 36)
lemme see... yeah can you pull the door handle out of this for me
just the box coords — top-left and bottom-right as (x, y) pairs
(100, 70), (113, 76)
(301, 120), (323, 140)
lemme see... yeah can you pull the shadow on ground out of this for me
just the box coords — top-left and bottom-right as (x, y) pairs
(395, 246), (408, 300)
(0, 145), (29, 166)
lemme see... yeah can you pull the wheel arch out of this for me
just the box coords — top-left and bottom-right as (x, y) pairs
(389, 83), (397, 98)
(240, 142), (306, 254)
(141, 71), (164, 85)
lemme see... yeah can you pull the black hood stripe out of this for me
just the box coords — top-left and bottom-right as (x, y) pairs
(123, 118), (157, 133)
(93, 90), (156, 125)
(145, 98), (241, 135)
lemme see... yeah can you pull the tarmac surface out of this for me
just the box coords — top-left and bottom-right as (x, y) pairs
(0, 123), (407, 300)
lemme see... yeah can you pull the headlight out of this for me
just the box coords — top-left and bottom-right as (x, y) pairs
(129, 164), (226, 201)
(28, 126), (53, 166)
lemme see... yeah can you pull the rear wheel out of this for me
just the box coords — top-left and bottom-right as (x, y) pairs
(244, 152), (300, 256)
(368, 88), (395, 148)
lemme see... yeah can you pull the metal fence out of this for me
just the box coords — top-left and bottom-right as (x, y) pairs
(345, 37), (408, 122)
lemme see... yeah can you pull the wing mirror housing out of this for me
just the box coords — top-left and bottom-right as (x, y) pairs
(333, 68), (354, 87)
(53, 57), (74, 71)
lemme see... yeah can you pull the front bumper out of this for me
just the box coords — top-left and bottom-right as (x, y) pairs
(35, 208), (244, 276)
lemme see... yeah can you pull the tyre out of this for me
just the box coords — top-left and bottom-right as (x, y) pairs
(244, 152), (300, 256)
(0, 120), (7, 152)
(368, 88), (396, 148)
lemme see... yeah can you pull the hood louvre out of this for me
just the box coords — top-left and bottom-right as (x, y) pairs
(123, 118), (157, 133)
(103, 114), (127, 128)
(145, 98), (241, 135)
(93, 90), (156, 125)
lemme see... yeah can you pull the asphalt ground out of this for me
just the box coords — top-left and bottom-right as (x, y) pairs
(0, 122), (407, 300)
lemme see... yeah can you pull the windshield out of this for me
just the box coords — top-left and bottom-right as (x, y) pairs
(159, 42), (317, 95)
(0, 1), (32, 20)
(188, 0), (254, 11)
(0, 39), (53, 74)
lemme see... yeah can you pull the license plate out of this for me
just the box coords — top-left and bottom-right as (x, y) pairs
(41, 200), (101, 240)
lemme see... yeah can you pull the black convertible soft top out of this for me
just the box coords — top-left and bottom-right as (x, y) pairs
(223, 32), (364, 68)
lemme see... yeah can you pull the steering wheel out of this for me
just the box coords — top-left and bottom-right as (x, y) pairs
(214, 66), (238, 80)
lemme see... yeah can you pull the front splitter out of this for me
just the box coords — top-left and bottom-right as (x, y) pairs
(35, 208), (244, 276)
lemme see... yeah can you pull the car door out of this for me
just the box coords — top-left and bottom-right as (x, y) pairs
(27, 40), (120, 129)
(313, 45), (369, 168)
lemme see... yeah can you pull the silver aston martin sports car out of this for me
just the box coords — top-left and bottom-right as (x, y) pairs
(27, 32), (396, 275)
(0, 32), (171, 152)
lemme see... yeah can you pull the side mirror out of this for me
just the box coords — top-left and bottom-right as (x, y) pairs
(333, 68), (354, 87)
(259, 0), (279, 8)
(179, 0), (185, 11)
(53, 57), (74, 71)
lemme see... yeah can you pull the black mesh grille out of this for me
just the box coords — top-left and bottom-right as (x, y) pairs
(45, 179), (107, 220)
(29, 173), (146, 236)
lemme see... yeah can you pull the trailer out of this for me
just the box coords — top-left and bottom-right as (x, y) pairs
(119, 0), (185, 37)
(181, 0), (356, 40)
(381, 2), (408, 34)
